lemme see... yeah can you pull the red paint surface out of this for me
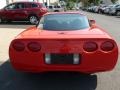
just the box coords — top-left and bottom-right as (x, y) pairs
(0, 2), (47, 21)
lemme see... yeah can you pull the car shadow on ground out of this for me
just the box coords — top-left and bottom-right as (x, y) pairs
(115, 16), (120, 18)
(0, 60), (97, 90)
(0, 21), (34, 29)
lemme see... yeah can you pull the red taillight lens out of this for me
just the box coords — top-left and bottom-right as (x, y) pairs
(27, 42), (41, 52)
(101, 41), (114, 51)
(12, 41), (25, 51)
(83, 42), (98, 52)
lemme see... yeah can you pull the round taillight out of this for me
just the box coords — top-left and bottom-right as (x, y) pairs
(12, 41), (25, 51)
(27, 42), (41, 52)
(101, 41), (114, 51)
(83, 42), (98, 52)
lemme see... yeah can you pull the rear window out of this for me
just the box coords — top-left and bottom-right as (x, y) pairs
(16, 3), (25, 9)
(38, 14), (89, 31)
(54, 6), (61, 8)
(49, 6), (53, 9)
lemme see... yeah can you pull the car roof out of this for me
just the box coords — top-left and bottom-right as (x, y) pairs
(44, 12), (85, 16)
(10, 1), (42, 4)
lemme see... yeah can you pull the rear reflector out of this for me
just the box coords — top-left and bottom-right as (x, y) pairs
(27, 42), (41, 52)
(12, 41), (25, 51)
(83, 42), (98, 52)
(101, 41), (114, 51)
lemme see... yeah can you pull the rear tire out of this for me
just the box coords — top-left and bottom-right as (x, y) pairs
(29, 15), (38, 25)
(6, 20), (11, 23)
(0, 18), (2, 23)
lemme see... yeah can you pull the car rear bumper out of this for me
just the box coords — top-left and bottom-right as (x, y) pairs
(9, 50), (118, 74)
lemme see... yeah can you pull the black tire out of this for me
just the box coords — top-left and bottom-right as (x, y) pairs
(0, 18), (2, 23)
(29, 15), (38, 25)
(54, 10), (59, 12)
(98, 10), (101, 14)
(6, 20), (12, 23)
(116, 11), (120, 16)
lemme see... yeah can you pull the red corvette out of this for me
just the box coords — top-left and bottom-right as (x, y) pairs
(9, 12), (118, 74)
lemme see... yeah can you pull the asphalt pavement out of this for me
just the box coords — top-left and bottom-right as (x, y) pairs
(0, 12), (120, 90)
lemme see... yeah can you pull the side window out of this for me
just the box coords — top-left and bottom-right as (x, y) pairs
(31, 3), (38, 8)
(57, 6), (61, 8)
(115, 5), (119, 7)
(54, 6), (61, 8)
(54, 6), (57, 8)
(117, 5), (120, 8)
(25, 3), (31, 8)
(5, 4), (16, 10)
(16, 3), (25, 9)
(49, 6), (53, 9)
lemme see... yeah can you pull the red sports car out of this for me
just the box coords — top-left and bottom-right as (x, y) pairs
(9, 12), (118, 74)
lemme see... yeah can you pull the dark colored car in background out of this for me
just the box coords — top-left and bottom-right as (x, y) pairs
(109, 4), (120, 16)
(0, 1), (48, 24)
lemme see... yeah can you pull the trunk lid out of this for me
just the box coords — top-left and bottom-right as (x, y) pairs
(18, 27), (111, 39)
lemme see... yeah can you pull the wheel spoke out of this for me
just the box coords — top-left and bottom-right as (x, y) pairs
(29, 16), (38, 24)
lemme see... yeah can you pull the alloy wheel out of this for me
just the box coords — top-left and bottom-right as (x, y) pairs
(29, 16), (38, 24)
(116, 11), (120, 16)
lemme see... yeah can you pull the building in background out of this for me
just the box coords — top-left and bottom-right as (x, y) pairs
(0, 0), (58, 9)
(0, 1), (6, 9)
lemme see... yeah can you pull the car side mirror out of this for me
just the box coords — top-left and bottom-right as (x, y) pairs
(89, 20), (96, 28)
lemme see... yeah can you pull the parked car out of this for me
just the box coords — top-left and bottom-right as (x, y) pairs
(47, 5), (54, 12)
(104, 5), (113, 14)
(98, 5), (107, 14)
(108, 4), (120, 15)
(94, 6), (99, 13)
(47, 5), (64, 12)
(81, 7), (88, 11)
(91, 6), (98, 13)
(0, 1), (48, 24)
(87, 6), (99, 13)
(9, 12), (118, 74)
(87, 7), (92, 12)
(87, 6), (95, 12)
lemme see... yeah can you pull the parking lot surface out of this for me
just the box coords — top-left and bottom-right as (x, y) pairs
(0, 12), (120, 90)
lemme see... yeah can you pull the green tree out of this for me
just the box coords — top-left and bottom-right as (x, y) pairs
(86, 0), (100, 5)
(111, 0), (118, 3)
(66, 1), (75, 10)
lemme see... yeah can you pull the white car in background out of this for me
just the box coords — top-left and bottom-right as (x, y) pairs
(109, 4), (120, 15)
(47, 5), (64, 12)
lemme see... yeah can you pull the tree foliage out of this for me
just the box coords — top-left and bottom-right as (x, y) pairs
(64, 0), (100, 7)
(111, 0), (118, 3)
